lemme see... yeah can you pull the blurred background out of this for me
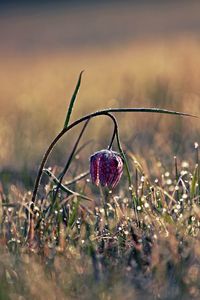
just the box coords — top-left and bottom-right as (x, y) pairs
(0, 0), (200, 188)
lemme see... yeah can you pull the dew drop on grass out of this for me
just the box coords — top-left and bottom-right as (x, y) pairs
(166, 179), (172, 185)
(164, 231), (169, 237)
(181, 170), (188, 176)
(157, 162), (162, 168)
(181, 161), (189, 168)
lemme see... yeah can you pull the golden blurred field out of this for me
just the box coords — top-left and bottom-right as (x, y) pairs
(0, 1), (200, 175)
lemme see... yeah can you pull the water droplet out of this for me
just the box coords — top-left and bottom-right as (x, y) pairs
(181, 161), (189, 168)
(166, 179), (172, 185)
(157, 162), (162, 168)
(180, 170), (188, 176)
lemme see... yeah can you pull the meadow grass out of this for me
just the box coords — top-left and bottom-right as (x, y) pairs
(0, 37), (200, 299)
(0, 144), (200, 299)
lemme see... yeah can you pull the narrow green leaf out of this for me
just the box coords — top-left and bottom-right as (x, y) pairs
(68, 199), (79, 227)
(64, 70), (84, 129)
(43, 168), (93, 201)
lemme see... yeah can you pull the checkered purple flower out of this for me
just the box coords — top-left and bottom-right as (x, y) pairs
(90, 149), (123, 188)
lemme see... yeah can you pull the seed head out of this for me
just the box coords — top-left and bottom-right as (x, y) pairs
(90, 149), (123, 188)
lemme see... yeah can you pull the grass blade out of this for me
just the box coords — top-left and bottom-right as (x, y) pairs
(43, 168), (93, 201)
(64, 70), (84, 129)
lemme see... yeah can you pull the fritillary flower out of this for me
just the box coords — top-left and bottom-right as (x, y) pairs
(90, 149), (123, 188)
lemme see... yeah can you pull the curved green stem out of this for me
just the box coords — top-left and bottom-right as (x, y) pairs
(32, 112), (117, 203)
(32, 107), (196, 204)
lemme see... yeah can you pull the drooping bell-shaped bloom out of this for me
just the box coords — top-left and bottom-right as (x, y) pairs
(90, 149), (123, 188)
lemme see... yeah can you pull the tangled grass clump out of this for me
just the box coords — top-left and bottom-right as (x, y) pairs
(0, 73), (199, 300)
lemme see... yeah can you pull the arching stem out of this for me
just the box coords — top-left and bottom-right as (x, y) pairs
(32, 107), (195, 205)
